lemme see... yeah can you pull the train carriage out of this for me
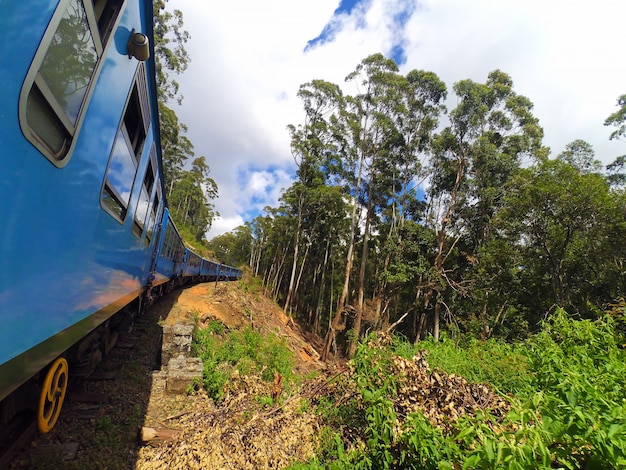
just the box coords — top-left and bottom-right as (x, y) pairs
(0, 0), (241, 436)
(152, 209), (186, 286)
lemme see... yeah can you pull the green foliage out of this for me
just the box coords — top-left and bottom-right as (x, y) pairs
(169, 156), (218, 241)
(418, 335), (533, 397)
(177, 224), (212, 258)
(153, 1), (190, 104)
(522, 309), (626, 468)
(492, 157), (620, 322)
(605, 93), (626, 142)
(207, 225), (253, 267)
(192, 324), (295, 400)
(297, 312), (626, 469)
(154, 5), (218, 239)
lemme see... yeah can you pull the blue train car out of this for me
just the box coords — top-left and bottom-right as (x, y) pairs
(152, 209), (185, 286)
(0, 0), (163, 434)
(183, 250), (202, 277)
(0, 0), (241, 435)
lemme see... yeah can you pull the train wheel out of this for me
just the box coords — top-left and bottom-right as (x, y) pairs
(37, 357), (68, 434)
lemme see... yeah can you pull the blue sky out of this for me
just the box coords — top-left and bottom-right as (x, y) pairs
(169, 0), (626, 240)
(306, 0), (414, 65)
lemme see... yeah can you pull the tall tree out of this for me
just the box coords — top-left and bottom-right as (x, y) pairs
(169, 157), (218, 240)
(557, 139), (602, 175)
(320, 54), (401, 360)
(423, 70), (544, 341)
(283, 80), (344, 315)
(154, 3), (218, 238)
(153, 0), (190, 104)
(604, 94), (626, 186)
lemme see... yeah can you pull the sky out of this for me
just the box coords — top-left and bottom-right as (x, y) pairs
(166, 0), (626, 240)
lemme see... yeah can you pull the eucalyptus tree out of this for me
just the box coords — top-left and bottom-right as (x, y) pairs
(557, 139), (602, 175)
(283, 80), (344, 316)
(318, 54), (405, 359)
(159, 103), (194, 197)
(206, 224), (252, 267)
(248, 215), (273, 277)
(154, 2), (219, 237)
(153, 1), (193, 188)
(153, 0), (190, 104)
(423, 70), (544, 341)
(168, 157), (218, 240)
(604, 94), (626, 186)
(372, 69), (446, 336)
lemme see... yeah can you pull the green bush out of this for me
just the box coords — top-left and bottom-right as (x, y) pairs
(521, 309), (626, 468)
(295, 311), (626, 469)
(192, 324), (295, 400)
(418, 335), (533, 398)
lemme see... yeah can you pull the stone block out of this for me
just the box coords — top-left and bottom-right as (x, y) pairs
(166, 355), (203, 394)
(161, 322), (195, 365)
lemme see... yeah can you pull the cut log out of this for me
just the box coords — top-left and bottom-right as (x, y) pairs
(272, 371), (284, 402)
(140, 426), (181, 446)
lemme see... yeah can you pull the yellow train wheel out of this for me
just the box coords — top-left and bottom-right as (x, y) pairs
(38, 357), (69, 434)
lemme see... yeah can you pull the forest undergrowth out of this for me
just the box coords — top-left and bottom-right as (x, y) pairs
(285, 306), (626, 469)
(183, 281), (626, 469)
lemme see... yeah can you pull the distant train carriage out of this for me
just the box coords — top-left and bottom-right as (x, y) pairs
(0, 0), (241, 436)
(153, 209), (186, 284)
(183, 250), (202, 277)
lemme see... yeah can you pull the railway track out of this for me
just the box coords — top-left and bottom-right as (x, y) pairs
(2, 291), (174, 469)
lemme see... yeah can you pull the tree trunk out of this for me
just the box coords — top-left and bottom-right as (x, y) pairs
(283, 223), (300, 314)
(348, 191), (373, 358)
(284, 190), (307, 313)
(433, 300), (440, 342)
(414, 286), (433, 344)
(293, 242), (311, 311)
(321, 131), (368, 361)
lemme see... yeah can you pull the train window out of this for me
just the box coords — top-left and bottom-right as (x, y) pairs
(101, 128), (137, 219)
(92, 0), (125, 45)
(133, 145), (156, 241)
(101, 64), (150, 222)
(168, 226), (173, 257)
(132, 183), (150, 238)
(19, 0), (125, 166)
(145, 188), (161, 244)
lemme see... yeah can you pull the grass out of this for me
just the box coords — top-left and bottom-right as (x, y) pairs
(416, 334), (534, 398)
(192, 321), (296, 401)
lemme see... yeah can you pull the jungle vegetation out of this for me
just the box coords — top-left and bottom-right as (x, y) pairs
(210, 53), (626, 352)
(159, 6), (626, 468)
(154, 1), (218, 243)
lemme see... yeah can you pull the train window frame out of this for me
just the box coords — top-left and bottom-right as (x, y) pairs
(164, 225), (172, 259)
(132, 144), (157, 242)
(101, 63), (150, 223)
(145, 186), (162, 245)
(18, 0), (126, 167)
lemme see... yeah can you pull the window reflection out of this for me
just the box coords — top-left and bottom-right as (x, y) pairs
(105, 129), (137, 213)
(20, 0), (125, 164)
(39, 0), (98, 125)
(101, 64), (150, 223)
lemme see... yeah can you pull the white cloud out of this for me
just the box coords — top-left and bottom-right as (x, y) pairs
(206, 214), (245, 242)
(167, 0), (626, 240)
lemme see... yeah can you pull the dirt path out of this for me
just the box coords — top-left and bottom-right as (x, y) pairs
(13, 275), (328, 469)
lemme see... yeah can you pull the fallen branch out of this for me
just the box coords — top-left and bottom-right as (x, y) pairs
(386, 311), (410, 333)
(141, 426), (182, 446)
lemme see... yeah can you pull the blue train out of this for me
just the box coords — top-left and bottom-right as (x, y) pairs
(0, 0), (240, 434)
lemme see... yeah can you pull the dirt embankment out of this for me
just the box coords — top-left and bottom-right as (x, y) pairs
(161, 280), (324, 373)
(136, 277), (329, 469)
